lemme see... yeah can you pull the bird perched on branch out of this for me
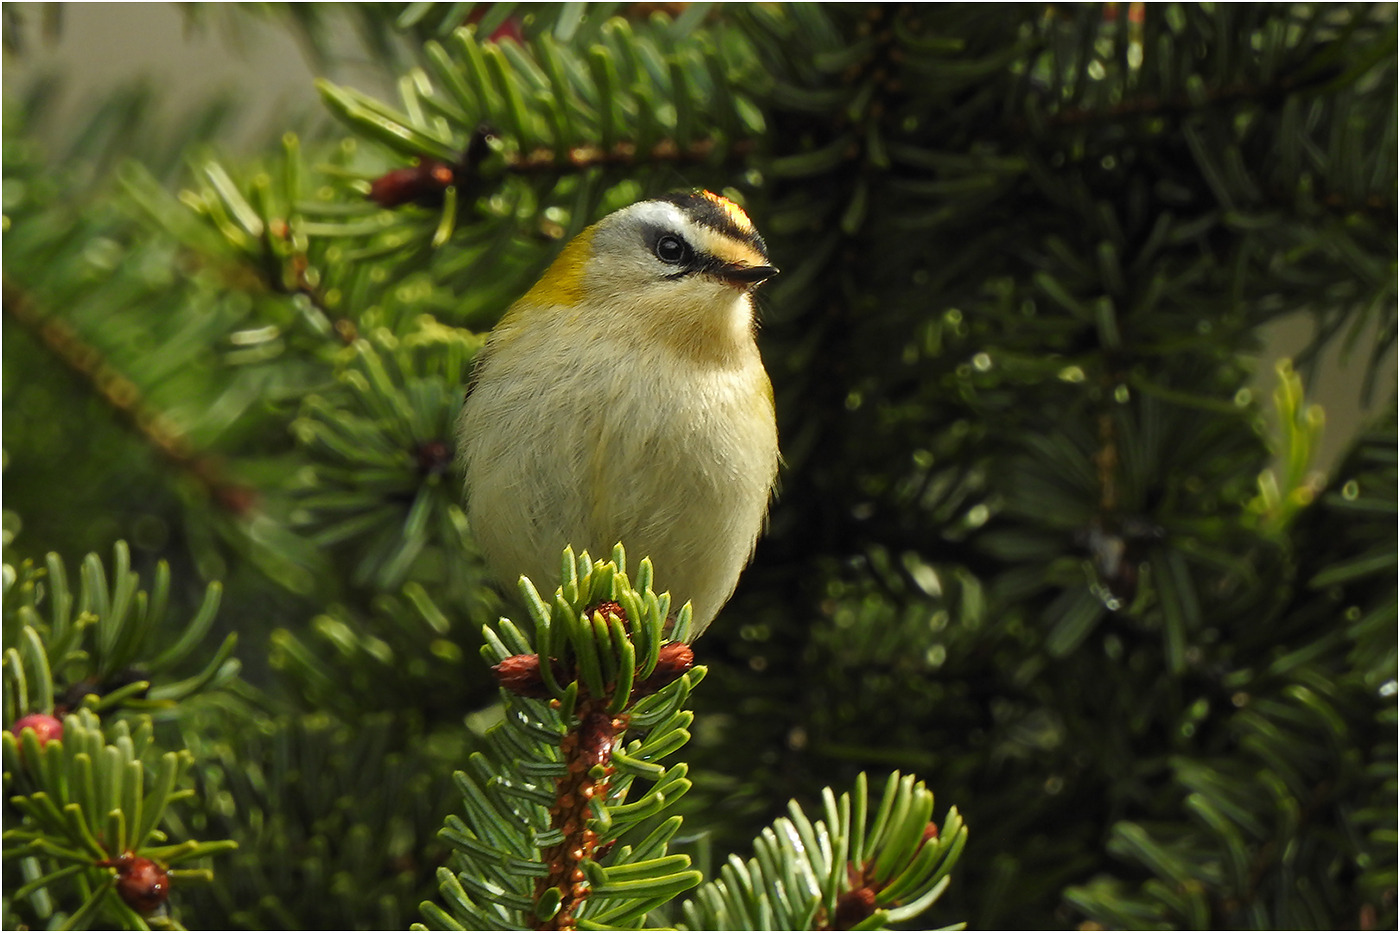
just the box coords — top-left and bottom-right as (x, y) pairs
(458, 190), (779, 639)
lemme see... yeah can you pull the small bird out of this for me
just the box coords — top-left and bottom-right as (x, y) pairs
(458, 190), (779, 639)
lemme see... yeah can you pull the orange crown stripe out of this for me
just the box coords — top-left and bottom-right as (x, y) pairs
(699, 190), (756, 235)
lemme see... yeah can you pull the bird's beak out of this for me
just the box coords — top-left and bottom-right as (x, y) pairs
(714, 263), (779, 288)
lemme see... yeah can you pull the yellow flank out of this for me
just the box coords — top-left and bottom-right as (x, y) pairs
(520, 228), (594, 309)
(700, 190), (756, 235)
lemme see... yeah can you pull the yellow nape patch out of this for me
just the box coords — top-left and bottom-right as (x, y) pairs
(521, 228), (594, 308)
(700, 190), (756, 235)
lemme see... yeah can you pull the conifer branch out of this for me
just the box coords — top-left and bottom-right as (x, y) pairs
(534, 696), (628, 930)
(4, 4), (1391, 928)
(506, 136), (758, 175)
(369, 131), (757, 209)
(1, 278), (257, 516)
(1042, 68), (1346, 129)
(259, 221), (357, 345)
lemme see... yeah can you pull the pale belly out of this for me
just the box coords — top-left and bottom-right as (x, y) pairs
(461, 351), (776, 636)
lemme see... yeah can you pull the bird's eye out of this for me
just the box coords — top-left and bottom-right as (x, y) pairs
(655, 234), (690, 265)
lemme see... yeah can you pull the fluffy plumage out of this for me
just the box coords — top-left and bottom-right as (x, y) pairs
(458, 192), (779, 638)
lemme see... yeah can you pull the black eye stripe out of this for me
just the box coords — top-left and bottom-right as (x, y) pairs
(656, 192), (770, 262)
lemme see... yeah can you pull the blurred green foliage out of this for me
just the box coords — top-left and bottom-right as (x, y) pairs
(3, 3), (1394, 929)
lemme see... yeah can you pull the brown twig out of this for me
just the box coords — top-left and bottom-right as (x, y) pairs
(535, 698), (628, 930)
(506, 137), (756, 174)
(1095, 410), (1119, 514)
(491, 607), (694, 929)
(369, 136), (755, 201)
(3, 278), (258, 515)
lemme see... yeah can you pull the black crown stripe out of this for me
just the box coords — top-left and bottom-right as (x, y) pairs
(656, 191), (770, 262)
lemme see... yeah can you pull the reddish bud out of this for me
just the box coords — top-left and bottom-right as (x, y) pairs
(413, 440), (452, 477)
(107, 853), (170, 915)
(12, 713), (63, 747)
(833, 886), (878, 930)
(590, 601), (627, 625)
(465, 8), (525, 43)
(369, 159), (455, 208)
(492, 654), (551, 698)
(922, 822), (939, 844)
(213, 483), (260, 517)
(634, 642), (694, 698)
(654, 642), (694, 675)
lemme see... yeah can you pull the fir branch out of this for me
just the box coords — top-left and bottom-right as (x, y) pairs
(1040, 68), (1345, 129)
(1, 278), (257, 517)
(535, 696), (629, 930)
(2, 708), (237, 927)
(3, 543), (233, 717)
(145, 153), (359, 345)
(422, 546), (706, 932)
(505, 136), (757, 175)
(678, 772), (966, 931)
(367, 129), (757, 206)
(260, 220), (357, 345)
(6, 4), (1393, 928)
